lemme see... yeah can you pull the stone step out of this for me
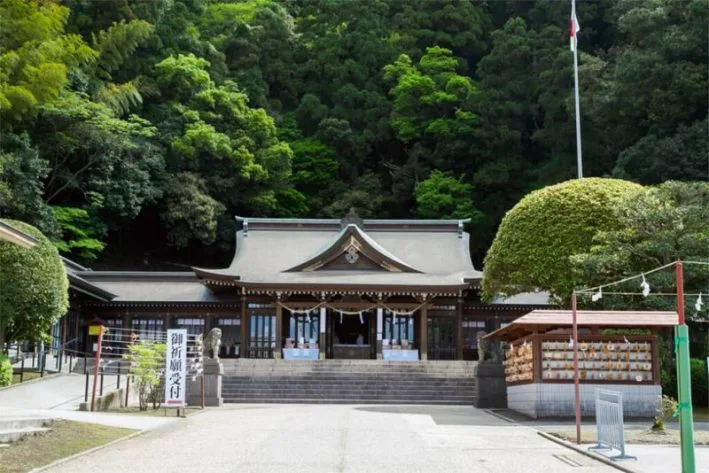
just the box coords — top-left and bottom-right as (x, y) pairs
(222, 392), (474, 400)
(223, 369), (475, 375)
(222, 385), (477, 394)
(223, 398), (473, 405)
(222, 377), (476, 384)
(0, 426), (51, 443)
(0, 417), (50, 431)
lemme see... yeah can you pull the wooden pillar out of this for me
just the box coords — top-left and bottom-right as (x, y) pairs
(376, 307), (383, 359)
(274, 300), (282, 359)
(420, 304), (428, 361)
(319, 307), (327, 360)
(240, 295), (248, 358)
(456, 297), (464, 360)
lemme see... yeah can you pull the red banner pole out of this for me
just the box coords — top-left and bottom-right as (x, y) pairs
(90, 326), (104, 412)
(572, 291), (581, 444)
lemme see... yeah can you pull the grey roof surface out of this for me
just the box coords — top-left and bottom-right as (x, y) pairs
(195, 220), (481, 287)
(77, 272), (220, 302)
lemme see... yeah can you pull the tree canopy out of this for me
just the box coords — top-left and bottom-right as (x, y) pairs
(481, 178), (643, 302)
(0, 0), (705, 269)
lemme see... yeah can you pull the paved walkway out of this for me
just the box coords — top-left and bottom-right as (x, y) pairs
(0, 373), (176, 431)
(45, 404), (618, 473)
(491, 409), (709, 473)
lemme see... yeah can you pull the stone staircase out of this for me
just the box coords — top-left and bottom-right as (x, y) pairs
(221, 359), (477, 405)
(0, 417), (52, 443)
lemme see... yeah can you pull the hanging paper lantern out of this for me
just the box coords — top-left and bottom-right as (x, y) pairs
(591, 288), (603, 302)
(640, 274), (651, 297)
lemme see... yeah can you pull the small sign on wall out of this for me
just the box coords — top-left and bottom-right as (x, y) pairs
(165, 329), (187, 407)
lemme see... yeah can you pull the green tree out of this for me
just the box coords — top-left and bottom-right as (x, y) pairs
(589, 0), (708, 182)
(482, 178), (643, 303)
(414, 170), (481, 220)
(0, 0), (96, 122)
(123, 340), (166, 410)
(572, 181), (709, 317)
(0, 219), (69, 349)
(0, 133), (55, 234)
(51, 206), (106, 262)
(384, 46), (477, 172)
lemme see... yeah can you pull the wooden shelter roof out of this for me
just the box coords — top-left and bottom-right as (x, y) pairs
(486, 309), (678, 341)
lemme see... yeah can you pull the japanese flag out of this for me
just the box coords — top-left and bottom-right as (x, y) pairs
(570, 11), (580, 51)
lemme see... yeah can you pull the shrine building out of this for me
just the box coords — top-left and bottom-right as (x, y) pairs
(63, 214), (552, 361)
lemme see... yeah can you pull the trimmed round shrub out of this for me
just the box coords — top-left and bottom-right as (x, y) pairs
(0, 219), (68, 345)
(482, 178), (643, 302)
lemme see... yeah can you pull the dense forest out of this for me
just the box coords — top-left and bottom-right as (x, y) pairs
(1, 0), (707, 269)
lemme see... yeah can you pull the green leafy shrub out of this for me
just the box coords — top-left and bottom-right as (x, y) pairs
(0, 354), (12, 387)
(482, 178), (643, 302)
(0, 219), (69, 348)
(690, 358), (708, 407)
(652, 394), (678, 432)
(124, 340), (166, 410)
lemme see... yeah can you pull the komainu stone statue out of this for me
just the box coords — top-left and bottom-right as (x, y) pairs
(203, 328), (222, 360)
(476, 330), (503, 363)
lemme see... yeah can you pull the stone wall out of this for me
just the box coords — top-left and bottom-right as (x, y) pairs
(507, 383), (661, 418)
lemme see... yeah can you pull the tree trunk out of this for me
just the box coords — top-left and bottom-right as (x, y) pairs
(0, 321), (6, 355)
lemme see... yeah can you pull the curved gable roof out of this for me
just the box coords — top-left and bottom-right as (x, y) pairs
(193, 218), (482, 289)
(284, 224), (421, 273)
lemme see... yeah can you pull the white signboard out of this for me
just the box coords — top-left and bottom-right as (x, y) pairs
(164, 329), (187, 407)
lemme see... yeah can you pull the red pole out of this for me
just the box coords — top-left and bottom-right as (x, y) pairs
(90, 326), (104, 412)
(676, 261), (685, 325)
(572, 291), (581, 444)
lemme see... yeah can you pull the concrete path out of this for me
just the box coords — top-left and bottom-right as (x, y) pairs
(0, 373), (176, 431)
(0, 373), (89, 410)
(576, 443), (709, 473)
(45, 404), (618, 473)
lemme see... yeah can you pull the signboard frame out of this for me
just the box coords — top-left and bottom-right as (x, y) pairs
(164, 329), (187, 408)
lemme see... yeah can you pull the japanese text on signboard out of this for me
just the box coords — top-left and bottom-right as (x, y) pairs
(164, 329), (187, 406)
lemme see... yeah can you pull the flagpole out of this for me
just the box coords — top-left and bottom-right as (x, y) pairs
(572, 0), (583, 178)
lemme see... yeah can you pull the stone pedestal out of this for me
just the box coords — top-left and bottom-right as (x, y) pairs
(474, 362), (506, 409)
(187, 359), (223, 407)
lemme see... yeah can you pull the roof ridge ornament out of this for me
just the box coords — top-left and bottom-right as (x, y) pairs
(341, 207), (363, 229)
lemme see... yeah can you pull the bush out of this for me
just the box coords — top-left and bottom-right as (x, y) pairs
(482, 178), (643, 302)
(124, 340), (166, 410)
(690, 358), (708, 407)
(0, 355), (11, 387)
(0, 219), (69, 347)
(652, 394), (678, 432)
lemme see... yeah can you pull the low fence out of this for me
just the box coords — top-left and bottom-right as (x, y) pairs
(589, 389), (636, 461)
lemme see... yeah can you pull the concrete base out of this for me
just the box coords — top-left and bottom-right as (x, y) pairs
(79, 388), (124, 411)
(187, 360), (223, 407)
(507, 383), (661, 418)
(474, 362), (506, 408)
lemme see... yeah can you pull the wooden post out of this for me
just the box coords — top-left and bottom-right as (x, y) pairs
(274, 301), (282, 359)
(572, 292), (581, 444)
(240, 295), (248, 358)
(90, 326), (104, 412)
(319, 307), (327, 360)
(420, 305), (428, 361)
(376, 307), (383, 359)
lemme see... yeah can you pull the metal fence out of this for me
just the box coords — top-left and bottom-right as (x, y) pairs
(589, 389), (636, 461)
